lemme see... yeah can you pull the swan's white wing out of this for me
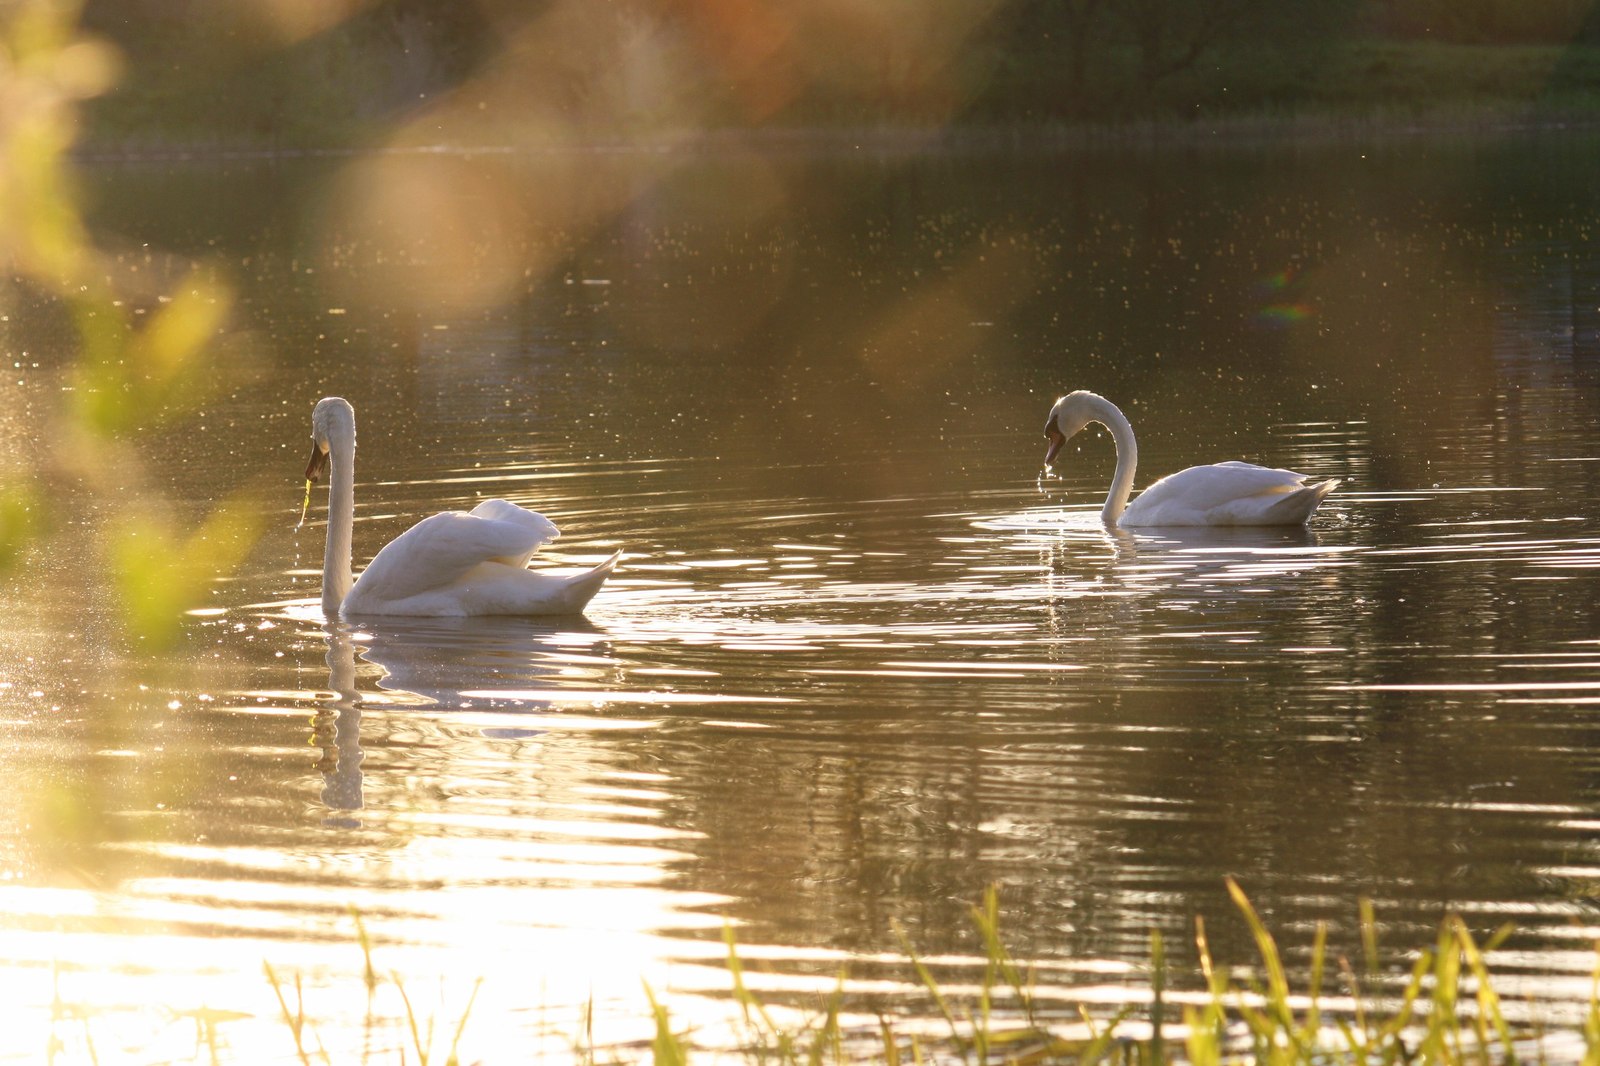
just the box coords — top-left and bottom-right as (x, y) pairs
(467, 499), (560, 566)
(347, 503), (560, 608)
(1123, 462), (1319, 526)
(1138, 462), (1306, 508)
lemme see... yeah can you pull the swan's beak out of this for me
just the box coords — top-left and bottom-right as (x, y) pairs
(1043, 418), (1066, 466)
(305, 442), (330, 483)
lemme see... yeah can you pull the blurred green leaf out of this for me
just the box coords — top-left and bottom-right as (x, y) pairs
(0, 104), (87, 284)
(67, 294), (131, 436)
(26, 773), (106, 872)
(131, 279), (232, 386)
(0, 1), (114, 291)
(70, 277), (232, 437)
(6, 0), (79, 58)
(0, 3), (256, 643)
(110, 488), (264, 648)
(0, 477), (42, 572)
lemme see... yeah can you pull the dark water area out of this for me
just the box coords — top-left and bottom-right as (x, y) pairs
(4, 132), (1600, 1058)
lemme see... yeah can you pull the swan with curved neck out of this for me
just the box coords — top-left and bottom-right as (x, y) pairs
(306, 396), (619, 616)
(1042, 390), (1338, 527)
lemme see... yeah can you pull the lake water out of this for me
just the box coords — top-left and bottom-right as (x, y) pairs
(6, 132), (1600, 1060)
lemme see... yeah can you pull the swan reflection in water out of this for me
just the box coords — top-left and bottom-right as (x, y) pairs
(982, 505), (1325, 556)
(966, 507), (1357, 681)
(1075, 518), (1339, 599)
(313, 623), (365, 821)
(975, 505), (1350, 611)
(311, 616), (611, 817)
(1104, 521), (1325, 557)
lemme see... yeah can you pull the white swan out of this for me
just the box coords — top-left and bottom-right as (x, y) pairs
(1042, 390), (1338, 527)
(305, 396), (619, 616)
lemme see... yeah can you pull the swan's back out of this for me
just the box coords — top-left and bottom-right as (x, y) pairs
(343, 498), (585, 615)
(1122, 462), (1338, 527)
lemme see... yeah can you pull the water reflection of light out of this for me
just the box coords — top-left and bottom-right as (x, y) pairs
(0, 881), (740, 1060)
(0, 622), (758, 1061)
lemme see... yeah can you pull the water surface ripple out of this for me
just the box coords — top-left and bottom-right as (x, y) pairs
(6, 141), (1600, 1058)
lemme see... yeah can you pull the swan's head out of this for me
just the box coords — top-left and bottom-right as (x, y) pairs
(1042, 391), (1098, 467)
(306, 396), (355, 482)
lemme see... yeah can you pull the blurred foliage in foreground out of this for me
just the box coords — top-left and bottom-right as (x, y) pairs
(0, 0), (259, 648)
(73, 0), (1600, 148)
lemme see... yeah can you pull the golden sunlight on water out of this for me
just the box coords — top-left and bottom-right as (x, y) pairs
(9, 137), (1600, 1060)
(12, 456), (1600, 1055)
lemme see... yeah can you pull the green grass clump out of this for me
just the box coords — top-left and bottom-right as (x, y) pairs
(693, 879), (1600, 1066)
(61, 882), (1594, 1064)
(258, 908), (481, 1066)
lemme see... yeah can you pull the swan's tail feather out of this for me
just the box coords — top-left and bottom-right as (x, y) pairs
(1262, 478), (1340, 525)
(550, 550), (621, 614)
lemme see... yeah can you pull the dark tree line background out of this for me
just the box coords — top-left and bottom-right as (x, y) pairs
(976, 0), (1600, 120)
(77, 0), (1600, 142)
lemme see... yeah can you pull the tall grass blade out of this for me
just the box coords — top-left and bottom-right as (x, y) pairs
(347, 906), (379, 1062)
(263, 963), (318, 1066)
(1226, 878), (1290, 1011)
(1195, 916), (1214, 986)
(1417, 923), (1465, 1065)
(644, 983), (690, 1066)
(1338, 955), (1372, 1050)
(1376, 950), (1434, 1052)
(723, 922), (782, 1048)
(348, 906), (378, 996)
(1182, 1005), (1219, 1066)
(1305, 920), (1327, 1045)
(806, 972), (846, 1066)
(1454, 917), (1518, 1066)
(971, 884), (1041, 1032)
(879, 1017), (901, 1066)
(444, 977), (483, 1066)
(1226, 874), (1325, 1061)
(579, 992), (595, 1066)
(1190, 919), (1229, 1066)
(1081, 1005), (1138, 1066)
(393, 973), (431, 1066)
(894, 922), (968, 1064)
(1361, 897), (1380, 975)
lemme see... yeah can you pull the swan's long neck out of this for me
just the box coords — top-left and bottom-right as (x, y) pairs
(1089, 395), (1138, 526)
(322, 422), (356, 615)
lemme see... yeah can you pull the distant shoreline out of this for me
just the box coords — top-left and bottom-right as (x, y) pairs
(72, 107), (1600, 164)
(73, 29), (1600, 164)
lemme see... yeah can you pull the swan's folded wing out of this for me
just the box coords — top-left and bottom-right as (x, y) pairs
(468, 499), (561, 563)
(351, 507), (560, 605)
(1136, 462), (1308, 513)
